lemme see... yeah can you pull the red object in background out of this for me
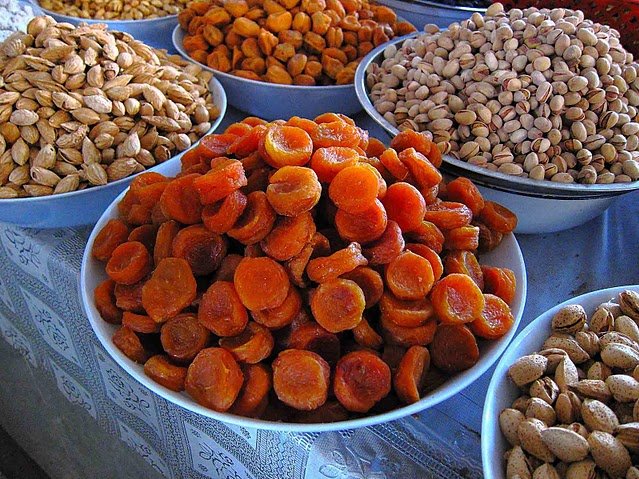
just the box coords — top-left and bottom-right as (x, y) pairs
(496, 0), (639, 57)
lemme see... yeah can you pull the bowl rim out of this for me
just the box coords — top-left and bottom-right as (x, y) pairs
(31, 0), (179, 24)
(81, 168), (527, 433)
(481, 284), (639, 479)
(354, 32), (639, 198)
(172, 25), (355, 92)
(0, 76), (227, 205)
(378, 0), (486, 13)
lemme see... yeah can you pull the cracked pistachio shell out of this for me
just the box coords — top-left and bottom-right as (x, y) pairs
(620, 290), (639, 321)
(532, 463), (560, 479)
(538, 348), (569, 374)
(571, 380), (612, 403)
(540, 427), (589, 463)
(555, 391), (582, 424)
(587, 362), (612, 381)
(565, 459), (596, 479)
(627, 466), (639, 479)
(615, 315), (639, 344)
(509, 354), (548, 387)
(543, 335), (591, 364)
(556, 356), (579, 393)
(615, 422), (639, 453)
(575, 331), (600, 358)
(589, 307), (616, 334)
(529, 377), (559, 404)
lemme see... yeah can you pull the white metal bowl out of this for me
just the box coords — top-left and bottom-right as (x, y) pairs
(482, 285), (639, 479)
(172, 26), (362, 120)
(29, 0), (178, 51)
(81, 158), (527, 432)
(375, 0), (485, 28)
(355, 34), (639, 234)
(0, 77), (226, 229)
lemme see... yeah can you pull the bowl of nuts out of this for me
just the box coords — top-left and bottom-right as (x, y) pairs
(0, 16), (227, 228)
(29, 0), (187, 50)
(172, 0), (415, 120)
(355, 3), (639, 233)
(482, 285), (639, 479)
(81, 114), (527, 432)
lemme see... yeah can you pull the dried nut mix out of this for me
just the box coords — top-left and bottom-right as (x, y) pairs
(501, 290), (639, 479)
(0, 16), (220, 199)
(366, 2), (639, 184)
(39, 0), (188, 20)
(179, 0), (416, 86)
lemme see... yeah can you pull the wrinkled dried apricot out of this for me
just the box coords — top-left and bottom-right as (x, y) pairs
(334, 350), (391, 413)
(288, 321), (341, 365)
(430, 324), (479, 373)
(329, 164), (380, 213)
(144, 355), (188, 392)
(310, 121), (360, 148)
(229, 363), (271, 418)
(199, 281), (249, 336)
(113, 326), (149, 363)
(161, 313), (211, 363)
(481, 266), (517, 305)
(261, 211), (316, 261)
(475, 220), (504, 253)
(341, 266), (383, 308)
(361, 220), (404, 265)
(266, 166), (322, 216)
(227, 125), (267, 158)
(379, 148), (408, 181)
(382, 182), (425, 233)
(122, 311), (160, 334)
(128, 224), (157, 253)
(405, 243), (443, 282)
(234, 256), (290, 311)
(260, 125), (313, 167)
(273, 349), (330, 410)
(444, 250), (484, 290)
(142, 258), (197, 323)
(352, 317), (383, 349)
(334, 199), (387, 244)
(154, 220), (181, 266)
(252, 286), (302, 329)
(390, 130), (439, 167)
(306, 242), (367, 283)
(95, 279), (122, 324)
(202, 190), (248, 234)
(93, 219), (130, 262)
(470, 294), (514, 340)
(380, 314), (437, 347)
(445, 177), (485, 216)
(159, 173), (203, 224)
(227, 191), (277, 245)
(406, 221), (445, 254)
(394, 345), (430, 404)
(214, 254), (243, 282)
(193, 157), (248, 205)
(172, 225), (227, 276)
(106, 241), (151, 285)
(310, 146), (359, 182)
(479, 201), (517, 234)
(379, 291), (434, 328)
(423, 201), (473, 230)
(398, 148), (442, 189)
(114, 280), (145, 313)
(431, 273), (485, 324)
(385, 251), (434, 301)
(219, 321), (274, 363)
(199, 133), (238, 159)
(186, 347), (244, 411)
(444, 226), (480, 251)
(311, 278), (365, 333)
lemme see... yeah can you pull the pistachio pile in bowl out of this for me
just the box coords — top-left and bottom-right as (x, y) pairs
(0, 16), (220, 199)
(366, 2), (639, 184)
(501, 290), (639, 478)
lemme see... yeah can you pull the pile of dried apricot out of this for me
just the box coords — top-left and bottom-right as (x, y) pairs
(92, 113), (518, 423)
(178, 0), (415, 85)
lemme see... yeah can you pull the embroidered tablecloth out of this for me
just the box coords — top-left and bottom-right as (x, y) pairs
(0, 109), (638, 479)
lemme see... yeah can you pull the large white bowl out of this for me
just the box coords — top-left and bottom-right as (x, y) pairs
(0, 77), (226, 229)
(354, 34), (639, 234)
(482, 284), (639, 479)
(172, 26), (362, 120)
(81, 168), (527, 432)
(30, 0), (178, 51)
(376, 0), (485, 28)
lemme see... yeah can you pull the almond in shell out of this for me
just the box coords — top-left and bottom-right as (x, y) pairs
(509, 354), (548, 387)
(581, 398), (619, 433)
(587, 431), (632, 478)
(518, 418), (555, 462)
(540, 427), (589, 463)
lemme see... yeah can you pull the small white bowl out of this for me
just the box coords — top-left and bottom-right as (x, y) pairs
(172, 26), (362, 120)
(30, 0), (178, 51)
(355, 34), (639, 234)
(82, 159), (527, 432)
(0, 77), (226, 229)
(481, 284), (639, 479)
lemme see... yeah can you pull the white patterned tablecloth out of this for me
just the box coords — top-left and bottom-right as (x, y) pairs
(0, 110), (638, 479)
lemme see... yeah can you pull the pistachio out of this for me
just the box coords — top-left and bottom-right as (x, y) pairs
(564, 459), (596, 479)
(556, 356), (579, 393)
(543, 335), (591, 364)
(571, 379), (612, 403)
(526, 398), (557, 426)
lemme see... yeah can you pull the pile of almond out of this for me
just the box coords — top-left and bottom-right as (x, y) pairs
(0, 16), (221, 198)
(501, 290), (639, 479)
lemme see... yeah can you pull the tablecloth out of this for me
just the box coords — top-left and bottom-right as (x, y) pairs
(0, 109), (637, 479)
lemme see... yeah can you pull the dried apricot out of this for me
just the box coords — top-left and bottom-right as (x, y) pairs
(385, 251), (434, 301)
(443, 250), (484, 290)
(219, 321), (274, 363)
(227, 191), (277, 245)
(430, 273), (485, 324)
(154, 220), (181, 266)
(214, 254), (243, 282)
(445, 177), (485, 216)
(382, 182), (426, 233)
(390, 130), (439, 166)
(122, 311), (161, 334)
(405, 243), (443, 282)
(193, 157), (248, 205)
(93, 219), (130, 262)
(394, 345), (430, 404)
(352, 317), (383, 349)
(172, 225), (227, 276)
(341, 266), (383, 308)
(475, 220), (504, 253)
(379, 291), (434, 328)
(229, 363), (272, 418)
(398, 148), (442, 189)
(144, 355), (188, 392)
(334, 199), (387, 244)
(186, 347), (244, 411)
(202, 190), (248, 234)
(405, 221), (445, 254)
(444, 226), (480, 251)
(159, 173), (203, 224)
(469, 294), (514, 340)
(198, 281), (249, 336)
(252, 286), (302, 329)
(113, 326), (149, 363)
(430, 323), (479, 373)
(423, 201), (473, 230)
(266, 166), (322, 216)
(260, 125), (313, 167)
(234, 257), (290, 311)
(479, 201), (517, 234)
(114, 280), (145, 314)
(142, 258), (197, 323)
(94, 278), (122, 324)
(199, 133), (238, 158)
(379, 148), (408, 181)
(380, 314), (437, 347)
(128, 224), (157, 253)
(310, 121), (360, 148)
(261, 211), (316, 261)
(310, 146), (359, 182)
(273, 349), (330, 410)
(481, 266), (517, 305)
(227, 125), (267, 158)
(329, 164), (379, 214)
(306, 242), (367, 283)
(288, 321), (341, 365)
(361, 220), (404, 265)
(333, 350), (391, 413)
(310, 278), (365, 332)
(106, 241), (152, 285)
(161, 313), (211, 363)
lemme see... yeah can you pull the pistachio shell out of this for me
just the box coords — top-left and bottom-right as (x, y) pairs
(571, 379), (612, 403)
(555, 391), (582, 424)
(616, 315), (639, 344)
(588, 431), (632, 478)
(532, 463), (560, 479)
(601, 343), (639, 370)
(590, 306), (616, 333)
(556, 356), (579, 393)
(529, 377), (559, 404)
(543, 335), (591, 364)
(540, 427), (589, 463)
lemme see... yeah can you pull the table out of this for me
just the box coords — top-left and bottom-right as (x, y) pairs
(0, 107), (637, 479)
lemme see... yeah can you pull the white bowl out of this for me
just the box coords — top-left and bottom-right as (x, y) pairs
(354, 34), (639, 234)
(172, 26), (362, 120)
(482, 284), (639, 479)
(375, 0), (485, 28)
(81, 167), (527, 432)
(0, 77), (226, 229)
(30, 0), (178, 51)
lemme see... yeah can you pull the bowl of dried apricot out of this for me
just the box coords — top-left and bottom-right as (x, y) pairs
(171, 0), (415, 120)
(81, 114), (526, 431)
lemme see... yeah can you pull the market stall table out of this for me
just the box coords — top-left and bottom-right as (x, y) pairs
(0, 107), (637, 479)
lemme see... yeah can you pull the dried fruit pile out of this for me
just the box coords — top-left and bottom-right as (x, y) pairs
(179, 0), (415, 85)
(501, 290), (639, 478)
(0, 17), (220, 199)
(92, 113), (518, 422)
(39, 0), (188, 20)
